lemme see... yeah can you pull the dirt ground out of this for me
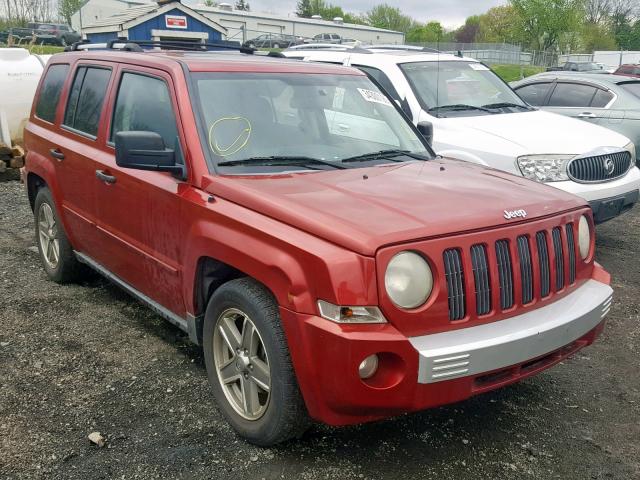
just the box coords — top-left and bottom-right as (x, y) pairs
(0, 174), (638, 480)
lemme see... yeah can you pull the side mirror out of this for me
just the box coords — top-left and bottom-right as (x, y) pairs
(115, 131), (185, 178)
(416, 121), (434, 145)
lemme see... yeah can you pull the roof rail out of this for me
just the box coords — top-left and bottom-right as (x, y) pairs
(66, 39), (254, 54)
(365, 44), (442, 53)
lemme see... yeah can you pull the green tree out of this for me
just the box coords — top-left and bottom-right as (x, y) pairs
(343, 12), (367, 25)
(582, 22), (618, 50)
(510, 0), (585, 51)
(407, 21), (445, 43)
(296, 0), (313, 17)
(235, 0), (250, 11)
(478, 5), (520, 43)
(367, 4), (413, 33)
(58, 0), (83, 25)
(455, 15), (481, 43)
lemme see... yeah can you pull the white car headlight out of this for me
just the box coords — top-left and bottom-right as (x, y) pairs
(624, 141), (636, 163)
(517, 155), (575, 182)
(578, 215), (591, 259)
(384, 251), (433, 309)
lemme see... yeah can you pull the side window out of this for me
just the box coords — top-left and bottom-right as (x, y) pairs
(515, 82), (551, 106)
(356, 65), (401, 101)
(63, 66), (111, 137)
(35, 64), (70, 123)
(111, 72), (178, 148)
(548, 83), (597, 107)
(591, 89), (614, 107)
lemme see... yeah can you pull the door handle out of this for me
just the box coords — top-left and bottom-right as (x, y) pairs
(578, 112), (596, 118)
(49, 148), (65, 161)
(95, 170), (117, 184)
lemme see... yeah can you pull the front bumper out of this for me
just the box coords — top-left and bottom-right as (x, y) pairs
(588, 189), (639, 223)
(281, 278), (612, 426)
(409, 279), (612, 384)
(550, 166), (640, 206)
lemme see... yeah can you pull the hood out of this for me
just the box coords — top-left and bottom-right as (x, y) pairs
(205, 160), (586, 256)
(439, 110), (630, 155)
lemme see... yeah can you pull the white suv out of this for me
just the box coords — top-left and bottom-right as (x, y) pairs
(282, 47), (640, 223)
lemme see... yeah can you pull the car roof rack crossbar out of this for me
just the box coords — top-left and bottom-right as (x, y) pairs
(67, 39), (254, 54)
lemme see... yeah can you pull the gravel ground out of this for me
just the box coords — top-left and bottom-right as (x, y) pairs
(1, 175), (639, 480)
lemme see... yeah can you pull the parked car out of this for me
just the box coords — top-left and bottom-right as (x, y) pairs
(283, 47), (640, 223)
(24, 43), (613, 446)
(512, 72), (640, 168)
(9, 22), (80, 46)
(613, 63), (640, 77)
(547, 61), (605, 73)
(311, 32), (342, 44)
(242, 33), (300, 49)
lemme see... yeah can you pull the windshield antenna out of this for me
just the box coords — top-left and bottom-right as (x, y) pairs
(435, 33), (441, 110)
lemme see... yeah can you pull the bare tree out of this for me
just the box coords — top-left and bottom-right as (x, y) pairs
(585, 0), (612, 24)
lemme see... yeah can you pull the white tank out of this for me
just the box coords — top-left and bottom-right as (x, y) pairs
(0, 48), (47, 145)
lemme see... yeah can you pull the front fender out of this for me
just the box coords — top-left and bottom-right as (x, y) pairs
(180, 191), (378, 316)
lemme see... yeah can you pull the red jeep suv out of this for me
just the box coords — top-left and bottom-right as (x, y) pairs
(24, 43), (613, 446)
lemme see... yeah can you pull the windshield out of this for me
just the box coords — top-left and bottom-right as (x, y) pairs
(191, 72), (431, 172)
(399, 61), (529, 117)
(578, 63), (601, 71)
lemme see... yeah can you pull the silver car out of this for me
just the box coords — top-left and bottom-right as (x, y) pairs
(512, 73), (640, 164)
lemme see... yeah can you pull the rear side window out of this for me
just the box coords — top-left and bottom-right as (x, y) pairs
(63, 66), (111, 137)
(548, 83), (597, 107)
(515, 82), (551, 106)
(591, 89), (614, 107)
(110, 73), (178, 148)
(35, 64), (70, 123)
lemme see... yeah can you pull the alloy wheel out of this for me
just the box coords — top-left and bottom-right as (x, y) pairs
(213, 308), (271, 420)
(38, 203), (60, 269)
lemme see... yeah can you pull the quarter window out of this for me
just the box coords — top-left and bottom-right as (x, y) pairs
(111, 73), (178, 148)
(548, 83), (597, 107)
(35, 64), (70, 123)
(591, 89), (614, 107)
(63, 66), (111, 137)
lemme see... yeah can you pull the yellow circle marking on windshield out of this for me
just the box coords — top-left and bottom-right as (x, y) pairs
(208, 116), (252, 157)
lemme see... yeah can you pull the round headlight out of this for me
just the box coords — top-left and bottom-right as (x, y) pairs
(578, 215), (591, 260)
(384, 251), (433, 309)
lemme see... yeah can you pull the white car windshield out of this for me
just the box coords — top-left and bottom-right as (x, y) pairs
(191, 72), (432, 172)
(400, 61), (531, 117)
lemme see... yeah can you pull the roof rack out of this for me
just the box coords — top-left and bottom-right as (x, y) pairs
(366, 45), (441, 53)
(66, 39), (255, 54)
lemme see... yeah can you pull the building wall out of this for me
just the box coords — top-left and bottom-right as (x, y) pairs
(126, 8), (223, 41)
(196, 8), (404, 44)
(85, 31), (119, 43)
(71, 0), (133, 32)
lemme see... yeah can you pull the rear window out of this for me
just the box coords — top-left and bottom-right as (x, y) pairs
(620, 82), (640, 98)
(63, 66), (111, 137)
(35, 64), (70, 123)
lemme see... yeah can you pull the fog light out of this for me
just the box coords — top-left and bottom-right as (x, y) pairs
(358, 354), (379, 379)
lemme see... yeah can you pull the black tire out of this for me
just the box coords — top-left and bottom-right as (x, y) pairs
(34, 187), (85, 283)
(203, 277), (310, 446)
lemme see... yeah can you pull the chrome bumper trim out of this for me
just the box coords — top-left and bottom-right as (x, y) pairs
(409, 279), (612, 384)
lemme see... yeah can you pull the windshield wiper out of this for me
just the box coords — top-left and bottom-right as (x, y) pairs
(482, 102), (533, 111)
(341, 149), (430, 163)
(427, 104), (494, 115)
(218, 156), (347, 170)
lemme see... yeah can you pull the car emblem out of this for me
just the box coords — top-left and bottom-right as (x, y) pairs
(603, 157), (615, 175)
(504, 209), (527, 220)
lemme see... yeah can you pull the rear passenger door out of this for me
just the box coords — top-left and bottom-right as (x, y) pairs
(91, 68), (187, 316)
(544, 81), (618, 125)
(42, 62), (112, 253)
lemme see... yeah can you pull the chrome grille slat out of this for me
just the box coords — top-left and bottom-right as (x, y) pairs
(568, 151), (632, 183)
(495, 240), (514, 310)
(566, 224), (576, 284)
(471, 244), (491, 315)
(444, 249), (466, 321)
(552, 227), (565, 290)
(536, 231), (551, 297)
(517, 236), (533, 304)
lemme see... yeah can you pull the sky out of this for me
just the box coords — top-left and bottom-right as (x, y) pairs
(241, 0), (509, 29)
